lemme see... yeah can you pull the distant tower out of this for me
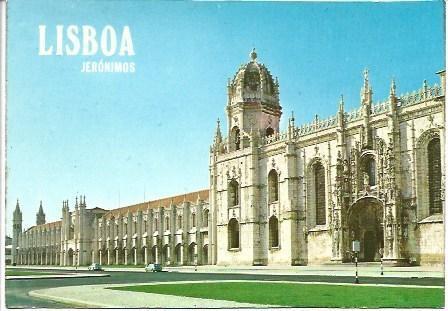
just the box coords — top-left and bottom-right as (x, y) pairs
(36, 201), (46, 225)
(12, 199), (23, 264)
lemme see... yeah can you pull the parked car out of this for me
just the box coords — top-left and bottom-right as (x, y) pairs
(145, 263), (162, 272)
(88, 263), (103, 271)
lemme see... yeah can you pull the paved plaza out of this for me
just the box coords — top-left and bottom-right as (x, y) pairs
(29, 280), (443, 308)
(5, 264), (444, 308)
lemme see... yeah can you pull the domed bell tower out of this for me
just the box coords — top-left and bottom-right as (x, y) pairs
(226, 49), (282, 151)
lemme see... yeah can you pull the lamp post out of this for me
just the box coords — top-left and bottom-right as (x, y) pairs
(379, 248), (384, 275)
(352, 240), (360, 284)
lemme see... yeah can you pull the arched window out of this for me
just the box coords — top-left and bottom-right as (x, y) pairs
(362, 157), (376, 186)
(203, 210), (209, 227)
(268, 169), (279, 203)
(154, 219), (158, 232)
(231, 126), (241, 151)
(266, 127), (274, 137)
(314, 162), (326, 225)
(177, 215), (182, 230)
(269, 216), (279, 248)
(191, 213), (196, 228)
(165, 216), (170, 231)
(228, 180), (240, 207)
(428, 138), (442, 215)
(228, 218), (240, 249)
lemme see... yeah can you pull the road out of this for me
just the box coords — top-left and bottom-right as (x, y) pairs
(5, 269), (444, 308)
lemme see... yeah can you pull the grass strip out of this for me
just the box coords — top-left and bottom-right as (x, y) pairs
(111, 281), (444, 308)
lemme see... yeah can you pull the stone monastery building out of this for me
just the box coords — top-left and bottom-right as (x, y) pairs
(12, 50), (445, 267)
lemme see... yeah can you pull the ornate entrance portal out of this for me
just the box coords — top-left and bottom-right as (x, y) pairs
(348, 197), (384, 262)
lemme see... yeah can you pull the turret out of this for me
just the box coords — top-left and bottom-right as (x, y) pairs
(361, 69), (373, 148)
(12, 199), (23, 264)
(213, 119), (223, 153)
(389, 79), (398, 113)
(36, 200), (46, 225)
(338, 95), (345, 128)
(287, 111), (295, 140)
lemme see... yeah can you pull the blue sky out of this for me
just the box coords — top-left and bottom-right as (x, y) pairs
(5, 0), (445, 234)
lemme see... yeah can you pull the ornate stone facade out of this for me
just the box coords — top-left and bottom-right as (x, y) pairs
(209, 50), (445, 266)
(12, 50), (445, 267)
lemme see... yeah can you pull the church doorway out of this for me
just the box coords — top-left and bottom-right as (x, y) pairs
(67, 248), (74, 266)
(364, 231), (376, 261)
(348, 197), (384, 262)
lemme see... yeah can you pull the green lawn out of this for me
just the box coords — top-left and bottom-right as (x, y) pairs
(111, 281), (444, 308)
(5, 270), (61, 276)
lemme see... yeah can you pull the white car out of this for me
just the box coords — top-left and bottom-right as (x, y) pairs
(145, 263), (162, 272)
(88, 263), (103, 271)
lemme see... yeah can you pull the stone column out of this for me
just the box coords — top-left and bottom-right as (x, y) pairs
(107, 250), (110, 265)
(144, 247), (148, 265)
(124, 249), (128, 265)
(166, 245), (171, 266)
(116, 249), (119, 265)
(155, 247), (159, 264)
(99, 250), (102, 265)
(180, 245), (184, 266)
(194, 244), (198, 265)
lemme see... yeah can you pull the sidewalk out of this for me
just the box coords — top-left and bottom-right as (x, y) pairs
(29, 281), (278, 308)
(7, 263), (444, 278)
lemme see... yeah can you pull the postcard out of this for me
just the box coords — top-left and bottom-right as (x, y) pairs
(2, 0), (445, 309)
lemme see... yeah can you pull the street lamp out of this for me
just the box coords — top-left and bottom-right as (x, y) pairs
(352, 240), (360, 284)
(379, 248), (384, 275)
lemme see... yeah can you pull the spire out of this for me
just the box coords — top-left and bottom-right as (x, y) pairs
(363, 68), (369, 91)
(13, 199), (22, 220)
(287, 111), (295, 140)
(339, 95), (345, 112)
(249, 48), (257, 62)
(288, 111), (295, 128)
(75, 196), (79, 209)
(36, 201), (46, 225)
(361, 68), (372, 104)
(390, 79), (396, 97)
(214, 118), (222, 145)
